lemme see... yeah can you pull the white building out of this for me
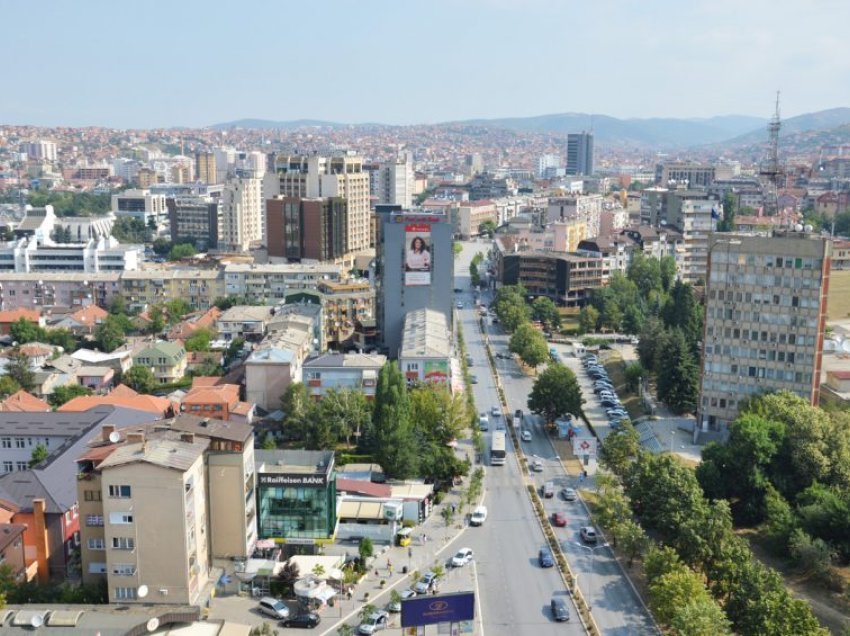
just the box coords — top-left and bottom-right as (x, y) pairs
(219, 176), (263, 252)
(22, 140), (57, 162)
(537, 154), (562, 178)
(376, 154), (414, 209)
(111, 189), (168, 228)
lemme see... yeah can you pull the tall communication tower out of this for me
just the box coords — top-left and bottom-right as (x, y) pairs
(760, 91), (782, 214)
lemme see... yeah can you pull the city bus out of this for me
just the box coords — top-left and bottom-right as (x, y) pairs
(491, 430), (507, 466)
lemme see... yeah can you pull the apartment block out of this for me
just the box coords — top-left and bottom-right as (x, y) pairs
(77, 416), (256, 604)
(655, 161), (715, 188)
(220, 176), (263, 252)
(566, 132), (594, 176)
(665, 191), (719, 284)
(167, 194), (222, 250)
(120, 270), (224, 312)
(111, 189), (168, 228)
(195, 152), (217, 185)
(376, 154), (414, 209)
(266, 196), (348, 262)
(699, 231), (831, 432)
(546, 194), (603, 238)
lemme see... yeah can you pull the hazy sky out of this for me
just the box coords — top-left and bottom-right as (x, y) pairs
(4, 0), (849, 128)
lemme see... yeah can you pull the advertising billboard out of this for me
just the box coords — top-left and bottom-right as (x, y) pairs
(423, 360), (449, 384)
(401, 592), (475, 627)
(404, 223), (432, 286)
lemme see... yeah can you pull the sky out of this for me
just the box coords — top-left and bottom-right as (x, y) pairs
(4, 0), (850, 128)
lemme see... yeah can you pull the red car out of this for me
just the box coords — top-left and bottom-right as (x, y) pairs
(552, 512), (567, 527)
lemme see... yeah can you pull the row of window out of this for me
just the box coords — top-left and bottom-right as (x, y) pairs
(710, 289), (820, 309)
(86, 513), (134, 526)
(2, 461), (29, 473)
(86, 537), (136, 550)
(702, 368), (812, 391)
(0, 437), (49, 449)
(709, 270), (821, 289)
(705, 346), (810, 365)
(711, 252), (822, 270)
(705, 327), (813, 346)
(706, 307), (819, 328)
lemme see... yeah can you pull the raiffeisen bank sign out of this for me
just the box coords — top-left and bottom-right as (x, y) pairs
(258, 473), (327, 488)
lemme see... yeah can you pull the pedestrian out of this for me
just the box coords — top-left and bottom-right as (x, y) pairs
(387, 559), (392, 573)
(408, 547), (413, 559)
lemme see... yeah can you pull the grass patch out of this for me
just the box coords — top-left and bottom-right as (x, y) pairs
(602, 352), (646, 421)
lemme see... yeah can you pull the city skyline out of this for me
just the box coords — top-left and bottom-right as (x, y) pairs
(3, 0), (850, 128)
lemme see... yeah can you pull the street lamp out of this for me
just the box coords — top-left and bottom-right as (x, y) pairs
(572, 542), (610, 611)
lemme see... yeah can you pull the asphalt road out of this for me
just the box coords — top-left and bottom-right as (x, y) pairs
(457, 241), (657, 636)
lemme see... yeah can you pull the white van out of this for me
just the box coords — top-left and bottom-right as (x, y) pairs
(470, 505), (488, 526)
(258, 597), (290, 619)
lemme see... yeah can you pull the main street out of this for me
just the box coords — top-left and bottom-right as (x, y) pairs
(456, 240), (657, 635)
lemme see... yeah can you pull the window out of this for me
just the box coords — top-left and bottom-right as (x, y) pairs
(86, 515), (104, 527)
(112, 537), (135, 550)
(2, 462), (11, 473)
(87, 537), (105, 550)
(112, 564), (136, 576)
(109, 513), (133, 525)
(0, 438), (9, 449)
(108, 485), (132, 498)
(15, 462), (27, 472)
(84, 490), (102, 502)
(115, 586), (138, 600)
(14, 438), (24, 449)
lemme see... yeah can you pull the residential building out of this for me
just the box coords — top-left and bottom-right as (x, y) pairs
(639, 187), (668, 226)
(77, 415), (256, 600)
(167, 194), (222, 250)
(195, 152), (217, 185)
(167, 307), (221, 342)
(450, 200), (497, 239)
(302, 352), (386, 399)
(180, 380), (254, 424)
(59, 384), (174, 418)
(132, 341), (187, 384)
(699, 231), (831, 432)
(121, 269), (224, 313)
(216, 305), (274, 342)
(827, 239), (850, 320)
(46, 304), (109, 335)
(266, 196), (348, 262)
(21, 140), (57, 162)
(398, 309), (452, 386)
(111, 189), (168, 228)
(219, 176), (263, 253)
(71, 348), (134, 376)
(655, 161), (715, 188)
(0, 524), (27, 583)
(76, 367), (115, 393)
(0, 236), (140, 274)
(566, 132), (594, 176)
(665, 190), (719, 283)
(317, 279), (375, 348)
(547, 194), (603, 238)
(0, 308), (43, 335)
(551, 220), (589, 252)
(469, 173), (510, 200)
(376, 209), (454, 357)
(376, 154), (414, 209)
(537, 154), (562, 178)
(620, 226), (682, 261)
(223, 262), (343, 305)
(0, 390), (51, 413)
(266, 154), (371, 260)
(0, 272), (121, 311)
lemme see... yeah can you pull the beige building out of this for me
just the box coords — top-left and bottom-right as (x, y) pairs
(77, 416), (256, 605)
(195, 152), (217, 185)
(220, 176), (263, 252)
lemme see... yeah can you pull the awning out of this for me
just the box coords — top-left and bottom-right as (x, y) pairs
(255, 539), (276, 549)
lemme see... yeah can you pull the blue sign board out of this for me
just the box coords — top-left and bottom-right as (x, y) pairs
(401, 591), (475, 627)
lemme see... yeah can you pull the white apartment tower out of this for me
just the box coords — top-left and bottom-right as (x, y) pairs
(378, 154), (414, 209)
(220, 176), (263, 252)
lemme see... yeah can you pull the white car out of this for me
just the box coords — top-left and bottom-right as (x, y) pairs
(387, 589), (416, 612)
(413, 572), (439, 594)
(470, 505), (488, 526)
(531, 460), (544, 472)
(359, 610), (390, 634)
(491, 406), (502, 417)
(521, 429), (533, 442)
(451, 548), (474, 567)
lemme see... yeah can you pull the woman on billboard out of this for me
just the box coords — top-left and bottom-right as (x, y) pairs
(406, 235), (431, 271)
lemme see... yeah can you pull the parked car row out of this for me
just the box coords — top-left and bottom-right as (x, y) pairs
(582, 354), (629, 428)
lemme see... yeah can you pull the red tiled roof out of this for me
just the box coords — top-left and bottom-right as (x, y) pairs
(0, 390), (51, 413)
(0, 308), (41, 323)
(830, 370), (850, 380)
(69, 304), (108, 327)
(59, 384), (173, 416)
(335, 477), (392, 498)
(182, 384), (239, 407)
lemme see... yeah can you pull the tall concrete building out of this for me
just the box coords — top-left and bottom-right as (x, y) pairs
(220, 176), (263, 252)
(699, 231), (831, 432)
(665, 190), (719, 284)
(376, 209), (454, 356)
(377, 154), (414, 209)
(655, 161), (715, 188)
(265, 155), (371, 262)
(167, 194), (222, 250)
(112, 189), (168, 228)
(266, 196), (348, 262)
(22, 140), (57, 162)
(195, 152), (217, 184)
(566, 132), (594, 176)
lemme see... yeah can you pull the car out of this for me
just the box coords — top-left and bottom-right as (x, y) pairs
(531, 460), (544, 472)
(358, 610), (390, 634)
(470, 505), (488, 526)
(491, 406), (502, 417)
(600, 398), (620, 408)
(470, 375), (478, 384)
(607, 407), (628, 416)
(515, 408), (523, 421)
(387, 589), (416, 612)
(552, 512), (567, 527)
(580, 526), (599, 544)
(478, 417), (489, 431)
(561, 487), (578, 501)
(629, 336), (639, 345)
(593, 379), (613, 387)
(550, 597), (570, 622)
(598, 391), (616, 399)
(453, 288), (462, 293)
(588, 371), (607, 380)
(465, 354), (473, 365)
(538, 547), (555, 568)
(280, 613), (321, 628)
(521, 429), (532, 442)
(414, 572), (439, 594)
(451, 548), (474, 567)
(495, 351), (510, 359)
(258, 597), (291, 620)
(456, 302), (464, 309)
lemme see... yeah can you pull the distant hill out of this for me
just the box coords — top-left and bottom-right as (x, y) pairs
(210, 118), (346, 130)
(720, 107), (850, 147)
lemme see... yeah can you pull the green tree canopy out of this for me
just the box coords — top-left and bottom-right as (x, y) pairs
(527, 363), (583, 424)
(169, 243), (197, 260)
(508, 323), (549, 369)
(29, 443), (49, 468)
(48, 384), (92, 408)
(10, 318), (46, 345)
(6, 350), (34, 392)
(123, 365), (157, 394)
(94, 316), (126, 353)
(531, 296), (561, 331)
(578, 305), (599, 334)
(655, 329), (699, 414)
(0, 376), (21, 398)
(370, 362), (418, 479)
(185, 328), (214, 352)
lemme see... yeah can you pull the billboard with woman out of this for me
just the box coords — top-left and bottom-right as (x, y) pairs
(404, 223), (432, 286)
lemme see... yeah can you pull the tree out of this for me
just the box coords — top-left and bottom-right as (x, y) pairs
(45, 328), (77, 352)
(249, 624), (278, 636)
(29, 443), (49, 468)
(649, 564), (711, 626)
(655, 329), (698, 414)
(578, 305), (599, 334)
(370, 362), (419, 479)
(6, 350), (34, 392)
(616, 518), (648, 567)
(94, 319), (125, 353)
(152, 237), (171, 256)
(527, 363), (583, 424)
(478, 220), (497, 236)
(453, 241), (463, 258)
(10, 318), (46, 344)
(624, 362), (645, 392)
(662, 281), (703, 353)
(111, 216), (150, 243)
(636, 317), (665, 372)
(716, 192), (736, 232)
(168, 243), (196, 260)
(281, 382), (311, 439)
(109, 295), (127, 316)
(262, 434), (277, 450)
(123, 365), (157, 394)
(166, 298), (191, 321)
(185, 328), (214, 352)
(147, 305), (166, 334)
(49, 384), (91, 408)
(660, 255), (677, 292)
(600, 421), (641, 478)
(0, 376), (20, 398)
(440, 505), (454, 527)
(668, 597), (732, 635)
(788, 528), (835, 582)
(358, 537), (374, 560)
(531, 297), (561, 331)
(627, 252), (662, 296)
(508, 323), (549, 370)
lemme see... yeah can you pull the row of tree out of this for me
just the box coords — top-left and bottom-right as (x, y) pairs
(599, 425), (826, 635)
(493, 284), (561, 333)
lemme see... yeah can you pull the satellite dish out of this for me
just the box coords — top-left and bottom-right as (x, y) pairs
(147, 617), (160, 632)
(804, 224), (813, 233)
(31, 615), (44, 628)
(795, 224), (804, 232)
(137, 584), (149, 598)
(109, 431), (121, 443)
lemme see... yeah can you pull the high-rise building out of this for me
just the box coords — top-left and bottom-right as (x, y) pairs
(111, 189), (168, 228)
(220, 176), (263, 252)
(655, 161), (715, 188)
(699, 231), (831, 432)
(566, 132), (594, 176)
(266, 196), (348, 262)
(375, 154), (414, 209)
(167, 194), (222, 250)
(537, 154), (563, 178)
(22, 140), (57, 162)
(376, 209), (454, 356)
(266, 155), (371, 260)
(195, 152), (217, 184)
(664, 190), (719, 284)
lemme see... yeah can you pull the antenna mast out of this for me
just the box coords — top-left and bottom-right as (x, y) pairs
(760, 91), (782, 215)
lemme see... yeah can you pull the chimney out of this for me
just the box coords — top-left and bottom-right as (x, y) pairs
(101, 424), (116, 442)
(180, 432), (195, 444)
(32, 498), (49, 584)
(127, 431), (145, 445)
